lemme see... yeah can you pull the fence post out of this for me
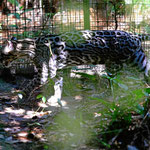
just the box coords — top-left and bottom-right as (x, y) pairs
(83, 0), (90, 30)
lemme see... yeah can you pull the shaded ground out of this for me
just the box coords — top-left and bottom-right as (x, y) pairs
(0, 75), (101, 150)
(0, 69), (150, 150)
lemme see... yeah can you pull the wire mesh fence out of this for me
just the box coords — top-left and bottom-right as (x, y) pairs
(1, 0), (150, 42)
(0, 0), (150, 73)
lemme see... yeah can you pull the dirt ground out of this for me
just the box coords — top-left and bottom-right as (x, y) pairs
(0, 77), (102, 150)
(1, 68), (150, 150)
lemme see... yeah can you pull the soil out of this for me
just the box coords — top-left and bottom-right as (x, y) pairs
(0, 71), (150, 150)
(0, 74), (101, 150)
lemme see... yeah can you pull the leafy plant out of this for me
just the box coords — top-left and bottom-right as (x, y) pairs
(89, 70), (150, 148)
(8, 0), (19, 7)
(36, 94), (47, 103)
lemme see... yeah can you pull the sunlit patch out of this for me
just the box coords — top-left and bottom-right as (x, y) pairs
(10, 120), (20, 126)
(24, 110), (43, 119)
(4, 127), (21, 133)
(94, 112), (101, 117)
(30, 128), (44, 139)
(4, 107), (25, 115)
(17, 136), (31, 143)
(47, 99), (67, 107)
(61, 100), (67, 106)
(38, 102), (48, 108)
(75, 95), (83, 100)
(17, 131), (28, 137)
(23, 110), (51, 119)
(46, 108), (92, 149)
(0, 111), (5, 114)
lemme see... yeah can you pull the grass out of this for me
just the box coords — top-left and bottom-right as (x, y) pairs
(88, 70), (150, 149)
(42, 67), (150, 149)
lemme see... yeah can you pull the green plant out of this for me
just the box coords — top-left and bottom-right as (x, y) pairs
(89, 71), (150, 148)
(36, 94), (47, 104)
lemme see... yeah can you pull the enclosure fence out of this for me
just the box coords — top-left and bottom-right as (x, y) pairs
(0, 0), (150, 73)
(0, 0), (150, 40)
